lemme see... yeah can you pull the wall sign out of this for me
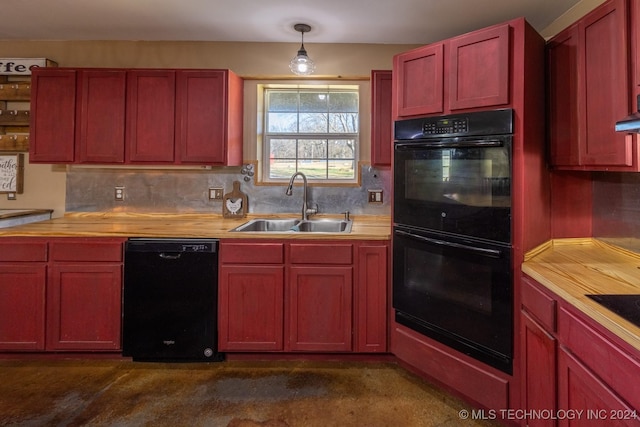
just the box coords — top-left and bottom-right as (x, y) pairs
(0, 58), (57, 75)
(0, 154), (24, 193)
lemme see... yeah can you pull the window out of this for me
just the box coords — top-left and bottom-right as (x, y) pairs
(262, 87), (359, 182)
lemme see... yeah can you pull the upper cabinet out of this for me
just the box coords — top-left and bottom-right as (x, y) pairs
(393, 22), (510, 118)
(548, 0), (640, 171)
(370, 70), (392, 166)
(30, 68), (243, 166)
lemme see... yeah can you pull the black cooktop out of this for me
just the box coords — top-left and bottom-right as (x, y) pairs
(586, 294), (640, 328)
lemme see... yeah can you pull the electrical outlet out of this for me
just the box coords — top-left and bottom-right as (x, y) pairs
(115, 186), (125, 201)
(368, 189), (383, 203)
(209, 187), (224, 200)
(7, 192), (16, 200)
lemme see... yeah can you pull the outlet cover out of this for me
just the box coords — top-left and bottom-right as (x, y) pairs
(209, 187), (224, 200)
(368, 189), (383, 203)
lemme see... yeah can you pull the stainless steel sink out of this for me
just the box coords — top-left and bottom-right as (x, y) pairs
(294, 219), (352, 233)
(230, 218), (352, 233)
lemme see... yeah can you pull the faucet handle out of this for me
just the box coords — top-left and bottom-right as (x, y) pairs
(343, 210), (350, 221)
(306, 203), (318, 218)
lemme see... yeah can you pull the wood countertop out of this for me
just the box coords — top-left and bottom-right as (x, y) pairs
(0, 212), (391, 240)
(522, 238), (640, 352)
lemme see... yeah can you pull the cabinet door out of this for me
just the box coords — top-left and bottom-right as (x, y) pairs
(287, 266), (353, 352)
(0, 265), (46, 350)
(29, 68), (76, 163)
(371, 70), (393, 166)
(47, 263), (122, 350)
(449, 23), (510, 110)
(126, 70), (176, 163)
(393, 43), (444, 117)
(356, 244), (387, 352)
(547, 25), (580, 167)
(76, 70), (126, 163)
(579, 0), (632, 167)
(521, 311), (557, 427)
(218, 265), (284, 351)
(558, 347), (636, 427)
(175, 70), (227, 164)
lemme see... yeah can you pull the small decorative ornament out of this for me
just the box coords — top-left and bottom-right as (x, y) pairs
(222, 181), (248, 218)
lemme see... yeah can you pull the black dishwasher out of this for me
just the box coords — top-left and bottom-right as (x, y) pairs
(123, 238), (223, 362)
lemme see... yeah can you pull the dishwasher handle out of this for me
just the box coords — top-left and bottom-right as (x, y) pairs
(159, 253), (182, 260)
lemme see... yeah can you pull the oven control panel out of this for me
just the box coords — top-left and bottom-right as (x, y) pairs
(423, 117), (469, 135)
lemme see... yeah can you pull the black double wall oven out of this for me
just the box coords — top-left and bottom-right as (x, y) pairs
(393, 109), (514, 374)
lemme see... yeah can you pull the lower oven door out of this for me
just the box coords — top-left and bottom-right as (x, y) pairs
(392, 226), (513, 374)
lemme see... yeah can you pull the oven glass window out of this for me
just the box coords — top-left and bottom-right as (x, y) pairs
(394, 140), (512, 243)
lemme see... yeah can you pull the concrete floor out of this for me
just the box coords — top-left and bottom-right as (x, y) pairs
(0, 359), (500, 427)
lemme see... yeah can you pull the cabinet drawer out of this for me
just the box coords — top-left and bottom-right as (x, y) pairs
(558, 306), (640, 410)
(220, 242), (284, 264)
(521, 275), (556, 332)
(0, 240), (48, 262)
(50, 239), (124, 262)
(289, 243), (353, 265)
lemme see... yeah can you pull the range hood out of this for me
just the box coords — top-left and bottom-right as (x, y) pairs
(615, 94), (640, 133)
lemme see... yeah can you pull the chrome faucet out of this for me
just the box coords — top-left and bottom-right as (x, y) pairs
(286, 172), (318, 220)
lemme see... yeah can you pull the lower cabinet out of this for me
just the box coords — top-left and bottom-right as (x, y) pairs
(218, 239), (388, 353)
(521, 274), (640, 426)
(0, 237), (124, 352)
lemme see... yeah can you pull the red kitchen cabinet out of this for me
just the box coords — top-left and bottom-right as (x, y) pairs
(287, 242), (353, 352)
(448, 23), (510, 111)
(0, 238), (48, 351)
(287, 266), (353, 352)
(370, 70), (393, 166)
(520, 275), (640, 424)
(46, 238), (124, 351)
(76, 69), (126, 163)
(521, 311), (557, 427)
(355, 244), (387, 352)
(393, 21), (510, 119)
(29, 68), (76, 163)
(394, 43), (444, 117)
(558, 348), (637, 427)
(218, 239), (386, 354)
(126, 70), (176, 163)
(218, 266), (284, 351)
(548, 0), (639, 171)
(47, 263), (122, 351)
(0, 265), (47, 350)
(218, 242), (285, 351)
(175, 70), (243, 165)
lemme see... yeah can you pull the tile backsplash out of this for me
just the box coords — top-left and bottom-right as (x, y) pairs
(66, 165), (391, 216)
(593, 172), (640, 253)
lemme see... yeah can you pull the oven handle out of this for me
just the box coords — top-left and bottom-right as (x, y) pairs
(395, 139), (504, 149)
(395, 229), (503, 258)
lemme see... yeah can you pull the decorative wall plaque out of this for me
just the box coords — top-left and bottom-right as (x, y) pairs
(0, 153), (24, 193)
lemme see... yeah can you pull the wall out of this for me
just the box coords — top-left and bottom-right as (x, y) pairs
(0, 40), (416, 216)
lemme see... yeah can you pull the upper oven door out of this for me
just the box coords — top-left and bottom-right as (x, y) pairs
(393, 135), (512, 243)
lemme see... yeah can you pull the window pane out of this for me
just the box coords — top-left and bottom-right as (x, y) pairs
(299, 113), (328, 133)
(300, 92), (328, 112)
(329, 92), (358, 112)
(297, 160), (327, 179)
(298, 139), (327, 159)
(328, 160), (356, 179)
(269, 159), (296, 179)
(268, 112), (298, 133)
(268, 92), (298, 112)
(329, 113), (358, 133)
(328, 139), (355, 159)
(270, 138), (297, 159)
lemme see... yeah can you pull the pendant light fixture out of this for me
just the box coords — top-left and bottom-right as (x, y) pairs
(289, 23), (315, 76)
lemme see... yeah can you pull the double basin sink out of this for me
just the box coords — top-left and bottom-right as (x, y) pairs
(231, 218), (352, 233)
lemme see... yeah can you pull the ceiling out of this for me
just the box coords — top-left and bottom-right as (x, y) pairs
(1, 0), (581, 45)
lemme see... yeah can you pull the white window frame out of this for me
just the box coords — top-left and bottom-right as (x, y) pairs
(257, 83), (361, 184)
